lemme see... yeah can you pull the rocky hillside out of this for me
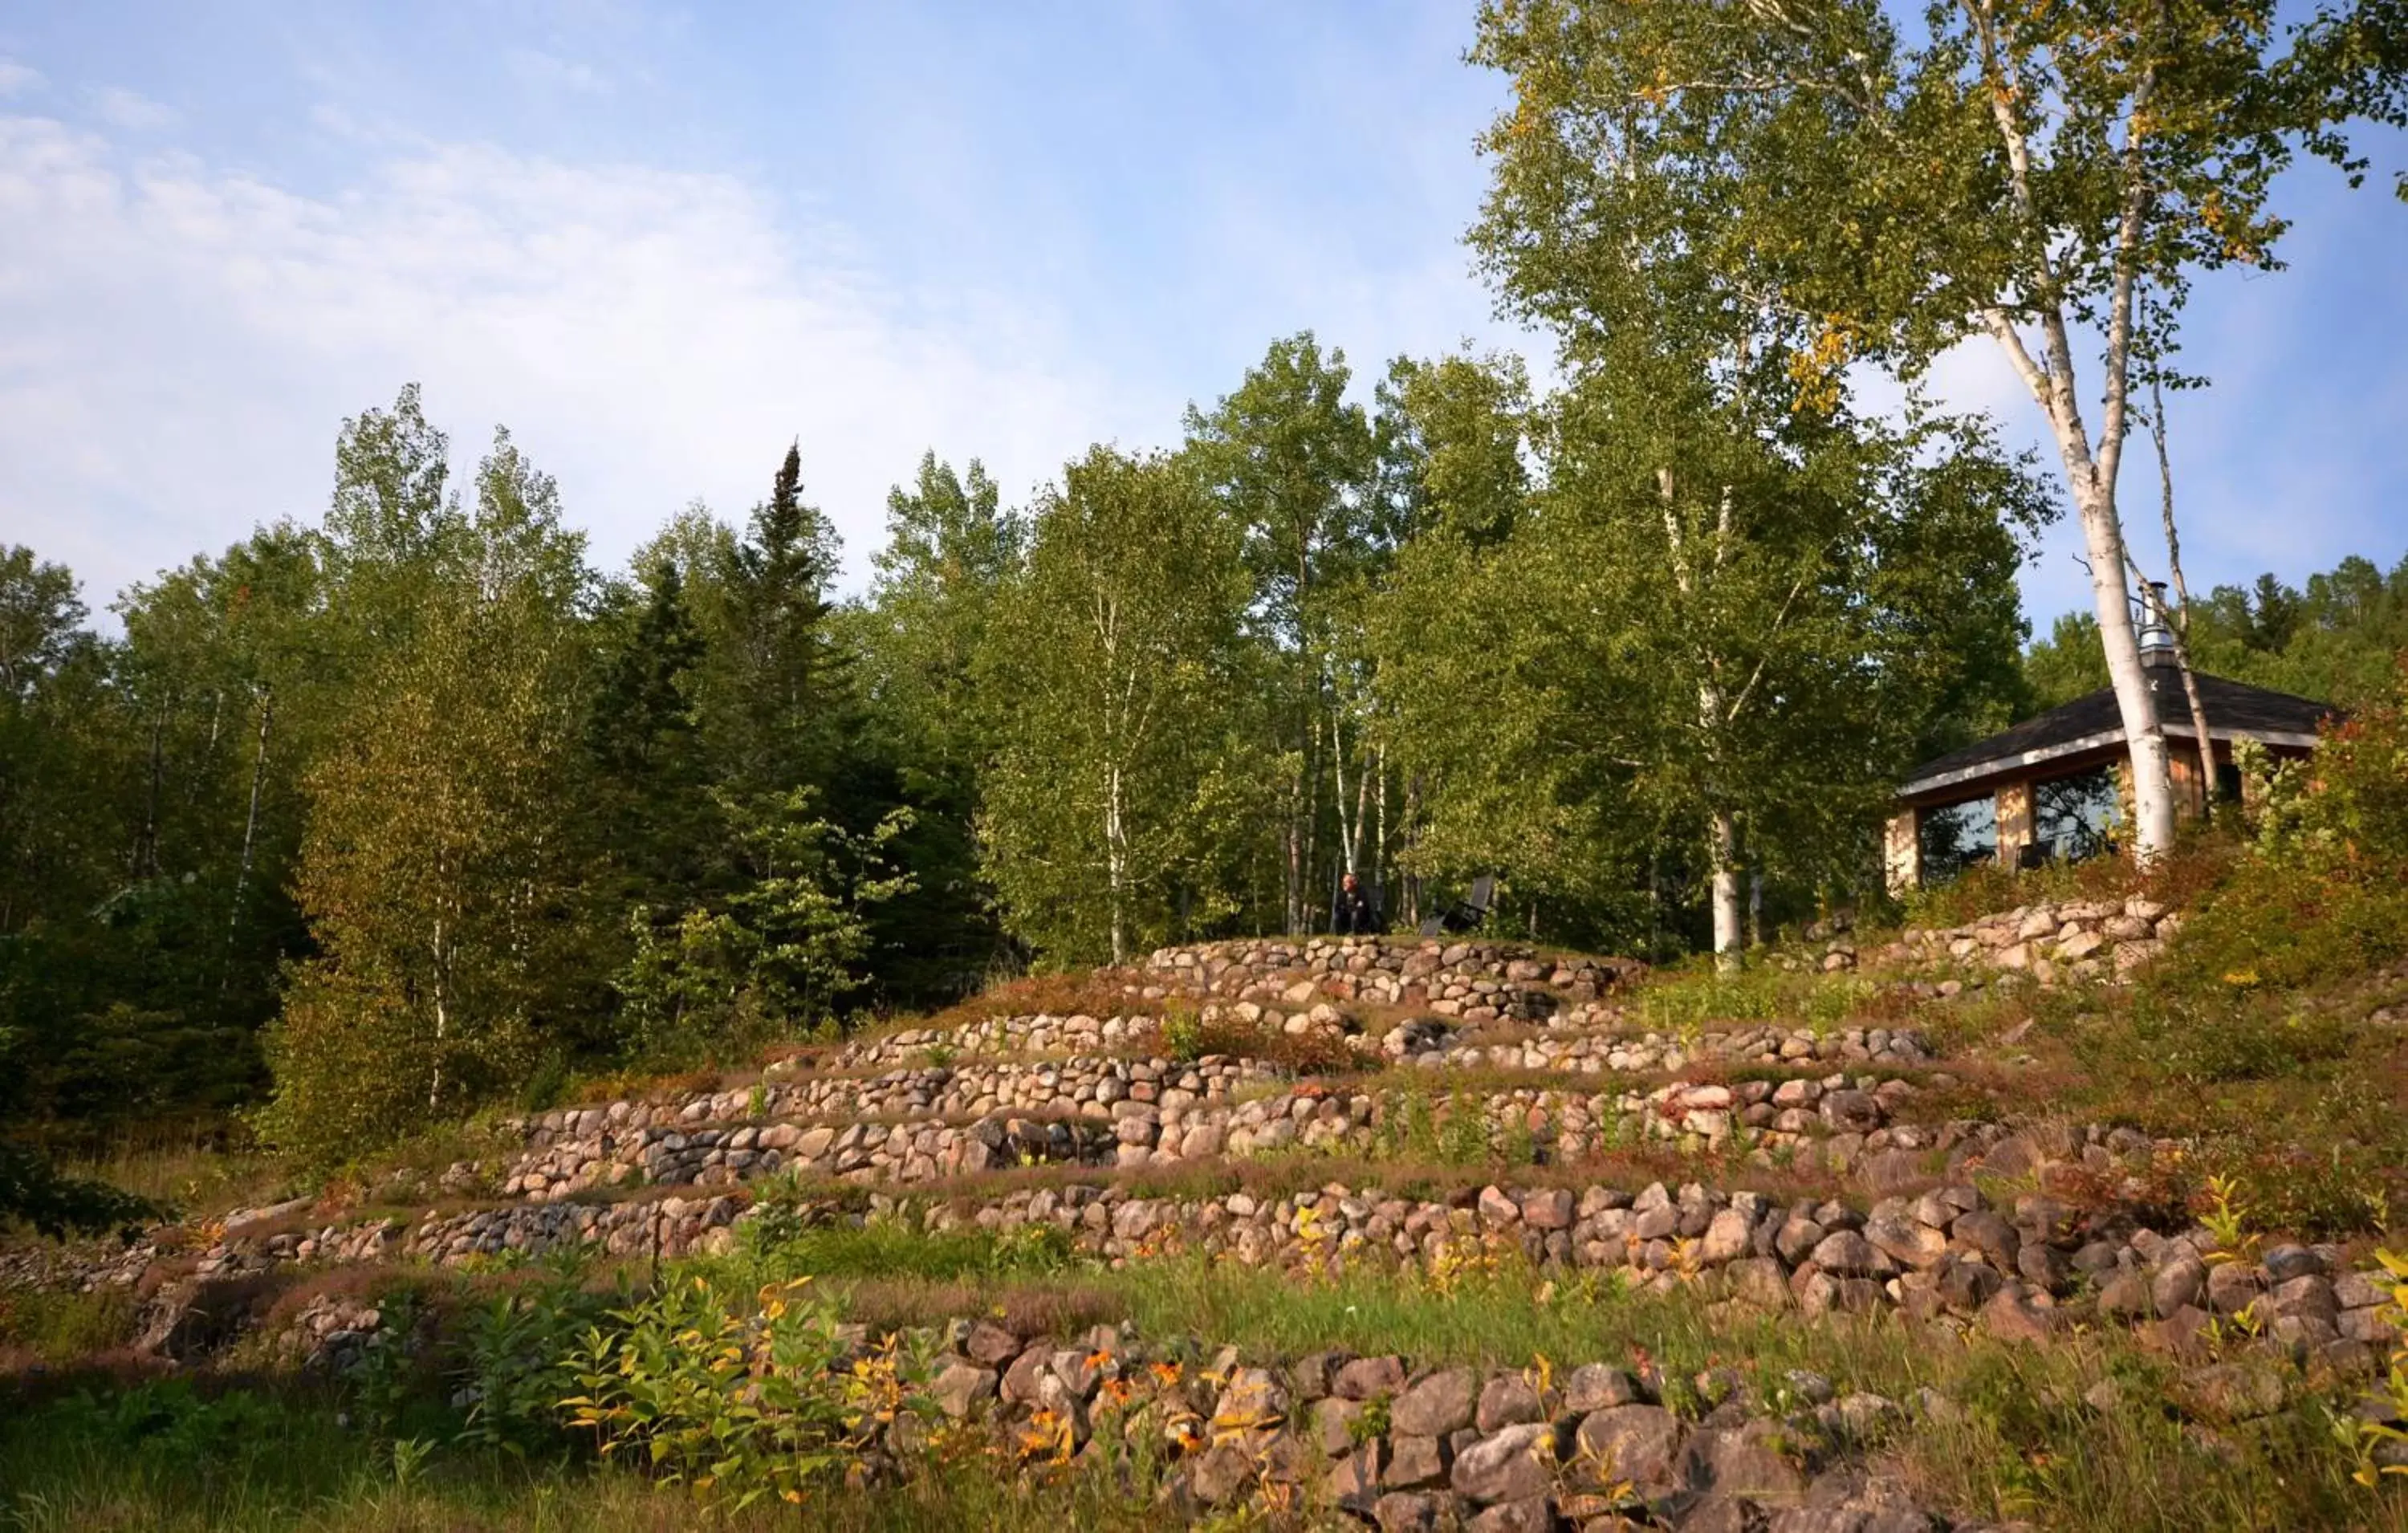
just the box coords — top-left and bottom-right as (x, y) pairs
(8, 913), (2407, 1532)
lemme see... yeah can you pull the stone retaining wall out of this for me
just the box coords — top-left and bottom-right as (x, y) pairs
(524, 1055), (1280, 1142)
(493, 1071), (1934, 1202)
(833, 1010), (1935, 1077)
(1869, 897), (2182, 986)
(195, 1161), (2391, 1380)
(1142, 935), (1643, 1020)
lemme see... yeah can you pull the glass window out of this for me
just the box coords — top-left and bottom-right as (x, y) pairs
(2033, 766), (2121, 863)
(2215, 761), (2243, 803)
(1918, 794), (1998, 886)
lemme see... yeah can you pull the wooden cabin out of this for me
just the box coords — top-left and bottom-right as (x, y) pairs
(1884, 641), (2337, 894)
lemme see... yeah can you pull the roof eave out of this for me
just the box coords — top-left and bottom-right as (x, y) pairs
(1898, 723), (2325, 802)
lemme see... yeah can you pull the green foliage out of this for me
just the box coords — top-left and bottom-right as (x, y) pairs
(0, 1283), (137, 1357)
(258, 421), (599, 1166)
(2155, 662), (2408, 996)
(615, 788), (915, 1064)
(979, 445), (1264, 965)
(454, 1272), (624, 1458)
(2023, 612), (2116, 712)
(1159, 1000), (1205, 1063)
(0, 1140), (160, 1239)
(2028, 555), (2408, 715)
(562, 1275), (936, 1511)
(1636, 965), (1876, 1036)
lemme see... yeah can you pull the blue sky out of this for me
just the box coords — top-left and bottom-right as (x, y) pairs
(2, 2), (2402, 635)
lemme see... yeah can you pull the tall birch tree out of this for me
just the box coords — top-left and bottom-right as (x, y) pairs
(1469, 0), (2408, 860)
(979, 447), (1256, 966)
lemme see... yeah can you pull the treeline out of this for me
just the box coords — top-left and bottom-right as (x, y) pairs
(8, 344), (2403, 1163)
(1, 339), (2058, 1159)
(2026, 559), (2408, 714)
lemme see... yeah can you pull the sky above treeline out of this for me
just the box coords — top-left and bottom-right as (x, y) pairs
(2, 2), (2403, 632)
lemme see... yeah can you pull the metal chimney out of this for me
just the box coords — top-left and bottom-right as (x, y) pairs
(2138, 580), (2177, 668)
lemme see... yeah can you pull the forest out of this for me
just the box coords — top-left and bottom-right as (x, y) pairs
(4, 0), (2406, 1179)
(3, 357), (2405, 1172)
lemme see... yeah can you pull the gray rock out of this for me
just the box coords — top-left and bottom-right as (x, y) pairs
(1382, 1433), (1448, 1488)
(1450, 1421), (1557, 1504)
(1702, 1207), (1755, 1264)
(1682, 1420), (1808, 1507)
(2264, 1244), (2324, 1283)
(1186, 1441), (1258, 1506)
(2207, 1260), (2264, 1315)
(1810, 1230), (1886, 1279)
(1336, 1353), (1409, 1400)
(1573, 1404), (1687, 1494)
(1477, 1372), (1547, 1433)
(1950, 1210), (2020, 1268)
(1313, 1395), (1368, 1456)
(1371, 1491), (1450, 1532)
(1392, 1367), (1480, 1438)
(930, 1361), (997, 1420)
(1212, 1365), (1291, 1433)
(1562, 1362), (1642, 1413)
(1467, 1498), (1556, 1533)
(2098, 1268), (2154, 1319)
(1324, 1442), (1383, 1512)
(1520, 1187), (1576, 1230)
(964, 1320), (1021, 1366)
(1865, 1212), (1946, 1270)
(2152, 1259), (2207, 1318)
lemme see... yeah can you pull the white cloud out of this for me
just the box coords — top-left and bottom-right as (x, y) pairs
(0, 114), (1130, 606)
(0, 58), (39, 97)
(88, 86), (178, 131)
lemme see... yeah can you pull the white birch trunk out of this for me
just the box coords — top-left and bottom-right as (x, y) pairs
(1709, 807), (1743, 970)
(2073, 485), (2178, 856)
(1105, 759), (1127, 966)
(1968, 18), (2178, 859)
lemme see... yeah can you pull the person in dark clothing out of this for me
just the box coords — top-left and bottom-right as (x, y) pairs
(1333, 872), (1376, 935)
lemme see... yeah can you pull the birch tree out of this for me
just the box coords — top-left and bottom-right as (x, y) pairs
(979, 447), (1257, 966)
(1186, 335), (1378, 933)
(1377, 350), (2044, 964)
(1469, 0), (2408, 860)
(262, 429), (594, 1161)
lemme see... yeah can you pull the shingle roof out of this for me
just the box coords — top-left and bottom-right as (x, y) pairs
(1901, 666), (2338, 801)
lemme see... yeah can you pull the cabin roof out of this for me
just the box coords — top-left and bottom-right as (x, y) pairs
(1899, 666), (2338, 803)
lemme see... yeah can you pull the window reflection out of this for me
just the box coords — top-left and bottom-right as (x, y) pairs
(1918, 795), (1997, 886)
(2032, 766), (2121, 864)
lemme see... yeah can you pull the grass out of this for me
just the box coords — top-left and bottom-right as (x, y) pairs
(15, 1227), (2400, 1533)
(60, 1141), (283, 1220)
(0, 1377), (1190, 1532)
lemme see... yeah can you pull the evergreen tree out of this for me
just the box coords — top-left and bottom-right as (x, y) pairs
(844, 453), (1024, 1000)
(711, 444), (846, 802)
(586, 557), (713, 908)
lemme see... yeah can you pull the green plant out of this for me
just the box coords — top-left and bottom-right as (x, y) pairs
(1161, 1002), (1205, 1064)
(344, 1290), (425, 1442)
(454, 1271), (621, 1457)
(562, 1275), (935, 1511)
(1437, 1092), (1491, 1166)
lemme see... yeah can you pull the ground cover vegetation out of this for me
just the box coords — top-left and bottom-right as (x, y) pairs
(7, 1), (2408, 1527)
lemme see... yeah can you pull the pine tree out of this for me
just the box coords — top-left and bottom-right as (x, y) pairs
(714, 444), (845, 801)
(587, 558), (713, 905)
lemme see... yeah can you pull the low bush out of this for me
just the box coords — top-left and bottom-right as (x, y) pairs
(562, 1275), (939, 1513)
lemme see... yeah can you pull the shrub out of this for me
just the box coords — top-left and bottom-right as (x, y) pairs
(453, 1271), (623, 1457)
(562, 1275), (937, 1511)
(2154, 665), (2408, 998)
